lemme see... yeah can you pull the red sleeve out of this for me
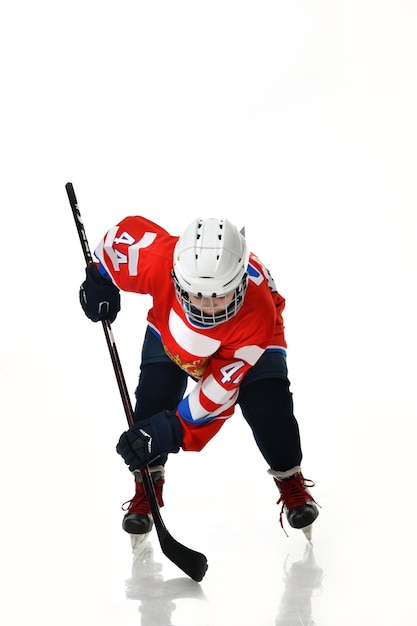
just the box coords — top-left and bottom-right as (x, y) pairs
(93, 216), (175, 294)
(177, 413), (227, 451)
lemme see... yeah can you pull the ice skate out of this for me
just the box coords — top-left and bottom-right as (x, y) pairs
(270, 467), (319, 539)
(122, 466), (165, 535)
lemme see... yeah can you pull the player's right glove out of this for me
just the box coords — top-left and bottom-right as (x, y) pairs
(79, 263), (121, 323)
(116, 410), (183, 471)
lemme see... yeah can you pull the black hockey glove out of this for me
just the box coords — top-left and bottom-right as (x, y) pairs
(116, 410), (183, 472)
(79, 264), (121, 323)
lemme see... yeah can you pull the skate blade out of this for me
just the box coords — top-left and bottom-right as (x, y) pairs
(302, 524), (313, 542)
(130, 532), (151, 553)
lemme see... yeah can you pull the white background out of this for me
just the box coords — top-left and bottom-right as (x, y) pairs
(1, 1), (416, 624)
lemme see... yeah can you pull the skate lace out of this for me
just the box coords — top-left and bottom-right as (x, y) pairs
(276, 474), (317, 535)
(122, 479), (164, 514)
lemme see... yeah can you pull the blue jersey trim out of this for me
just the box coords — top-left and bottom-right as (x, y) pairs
(265, 347), (287, 356)
(177, 397), (215, 425)
(148, 325), (162, 341)
(97, 261), (112, 280)
(247, 263), (261, 279)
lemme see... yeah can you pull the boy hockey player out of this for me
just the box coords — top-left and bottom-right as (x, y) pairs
(80, 216), (319, 538)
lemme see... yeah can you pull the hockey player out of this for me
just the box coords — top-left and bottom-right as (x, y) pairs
(79, 216), (319, 537)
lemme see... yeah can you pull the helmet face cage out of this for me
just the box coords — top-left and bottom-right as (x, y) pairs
(172, 270), (248, 326)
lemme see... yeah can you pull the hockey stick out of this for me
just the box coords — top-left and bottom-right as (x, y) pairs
(65, 182), (208, 582)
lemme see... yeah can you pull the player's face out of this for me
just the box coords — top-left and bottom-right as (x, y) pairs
(189, 291), (234, 314)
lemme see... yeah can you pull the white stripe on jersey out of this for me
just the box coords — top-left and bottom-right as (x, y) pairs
(234, 344), (264, 366)
(187, 382), (239, 421)
(201, 373), (238, 405)
(168, 309), (221, 357)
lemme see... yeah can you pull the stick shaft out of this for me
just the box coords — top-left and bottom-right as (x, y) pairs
(65, 182), (208, 581)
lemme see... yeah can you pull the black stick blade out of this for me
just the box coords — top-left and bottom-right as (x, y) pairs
(157, 523), (208, 582)
(142, 470), (208, 581)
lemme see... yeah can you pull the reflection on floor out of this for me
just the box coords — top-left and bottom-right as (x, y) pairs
(126, 539), (208, 626)
(275, 544), (323, 626)
(126, 537), (323, 626)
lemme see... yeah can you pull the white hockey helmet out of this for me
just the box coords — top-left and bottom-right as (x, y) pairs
(172, 217), (250, 326)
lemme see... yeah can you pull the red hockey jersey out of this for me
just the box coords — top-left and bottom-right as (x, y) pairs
(94, 216), (287, 451)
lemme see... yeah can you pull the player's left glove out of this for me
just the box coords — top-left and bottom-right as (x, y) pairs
(116, 410), (183, 471)
(79, 263), (121, 323)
